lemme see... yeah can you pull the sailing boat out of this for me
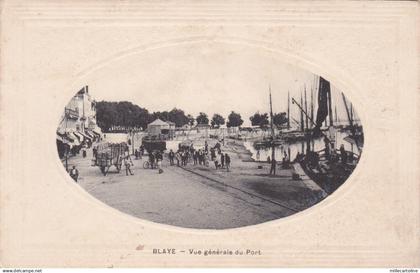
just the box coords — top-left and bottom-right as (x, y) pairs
(253, 86), (286, 149)
(299, 77), (362, 194)
(341, 93), (364, 150)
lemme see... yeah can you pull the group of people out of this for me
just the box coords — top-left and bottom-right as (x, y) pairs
(166, 141), (231, 171)
(147, 150), (164, 171)
(168, 148), (195, 167)
(68, 139), (233, 183)
(213, 151), (231, 171)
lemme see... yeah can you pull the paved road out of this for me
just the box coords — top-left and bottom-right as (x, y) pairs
(63, 143), (324, 229)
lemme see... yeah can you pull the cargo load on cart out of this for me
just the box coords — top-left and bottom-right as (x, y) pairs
(141, 135), (166, 154)
(92, 142), (129, 176)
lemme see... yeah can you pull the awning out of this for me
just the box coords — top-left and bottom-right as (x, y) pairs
(91, 129), (101, 137)
(56, 132), (74, 147)
(66, 132), (80, 145)
(85, 130), (95, 139)
(73, 132), (84, 142)
(56, 133), (69, 144)
(56, 131), (67, 138)
(78, 131), (93, 141)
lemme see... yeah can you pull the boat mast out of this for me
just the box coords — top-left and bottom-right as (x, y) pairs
(292, 96), (332, 143)
(287, 90), (290, 130)
(300, 91), (304, 132)
(341, 93), (354, 130)
(341, 92), (361, 152)
(335, 105), (338, 124)
(310, 86), (314, 129)
(328, 86), (333, 127)
(304, 85), (308, 131)
(269, 85), (276, 175)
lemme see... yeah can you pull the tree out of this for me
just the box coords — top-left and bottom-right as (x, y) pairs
(168, 108), (189, 127)
(249, 112), (269, 128)
(227, 111), (243, 127)
(273, 112), (288, 127)
(135, 107), (151, 130)
(96, 100), (196, 132)
(211, 113), (225, 128)
(187, 114), (195, 126)
(151, 111), (170, 122)
(96, 101), (150, 132)
(196, 112), (209, 125)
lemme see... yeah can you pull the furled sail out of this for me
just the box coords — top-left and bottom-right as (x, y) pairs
(313, 76), (330, 136)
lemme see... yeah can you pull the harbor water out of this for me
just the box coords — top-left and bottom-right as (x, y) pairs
(243, 130), (361, 162)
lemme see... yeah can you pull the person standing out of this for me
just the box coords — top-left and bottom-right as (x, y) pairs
(139, 145), (144, 159)
(269, 158), (276, 176)
(149, 151), (155, 169)
(125, 155), (134, 175)
(198, 150), (202, 165)
(184, 151), (188, 166)
(210, 148), (216, 161)
(340, 144), (347, 164)
(180, 151), (185, 166)
(193, 150), (198, 165)
(69, 166), (79, 182)
(168, 149), (175, 166)
(156, 151), (163, 172)
(221, 153), (225, 169)
(214, 158), (219, 169)
(175, 151), (180, 167)
(225, 153), (231, 171)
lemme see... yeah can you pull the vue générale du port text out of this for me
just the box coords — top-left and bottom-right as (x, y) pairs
(152, 248), (262, 256)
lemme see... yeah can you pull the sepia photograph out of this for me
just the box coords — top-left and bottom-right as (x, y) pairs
(1, 0), (419, 268)
(56, 45), (364, 229)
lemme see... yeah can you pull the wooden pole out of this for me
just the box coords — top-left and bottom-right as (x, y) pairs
(300, 92), (304, 132)
(310, 86), (314, 129)
(292, 97), (332, 143)
(335, 105), (338, 124)
(304, 85), (308, 130)
(269, 85), (276, 175)
(287, 90), (290, 130)
(328, 87), (333, 126)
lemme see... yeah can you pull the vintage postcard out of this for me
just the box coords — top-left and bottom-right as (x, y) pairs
(0, 0), (418, 268)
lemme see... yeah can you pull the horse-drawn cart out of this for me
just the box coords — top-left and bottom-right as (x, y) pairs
(92, 142), (128, 176)
(141, 135), (166, 154)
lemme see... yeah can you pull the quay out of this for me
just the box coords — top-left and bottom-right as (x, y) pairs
(65, 135), (327, 229)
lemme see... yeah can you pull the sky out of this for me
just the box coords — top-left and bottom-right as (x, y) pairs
(81, 42), (359, 127)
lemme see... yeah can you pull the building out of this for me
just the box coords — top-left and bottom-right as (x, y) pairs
(147, 118), (170, 136)
(146, 119), (177, 140)
(56, 86), (102, 159)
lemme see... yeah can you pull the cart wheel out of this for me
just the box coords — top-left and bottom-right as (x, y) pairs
(143, 161), (150, 169)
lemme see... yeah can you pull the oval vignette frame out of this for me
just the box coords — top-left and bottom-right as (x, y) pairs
(54, 36), (367, 232)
